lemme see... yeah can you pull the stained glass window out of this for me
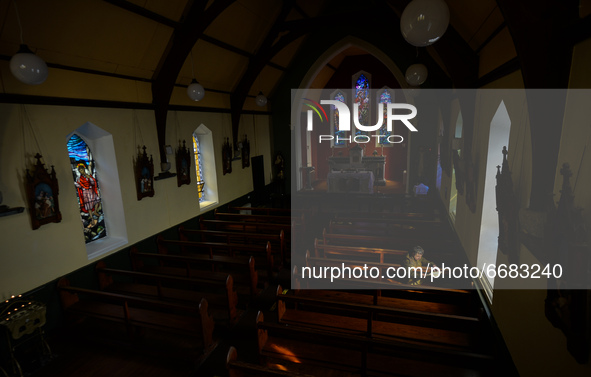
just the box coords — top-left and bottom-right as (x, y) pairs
(355, 74), (370, 137)
(333, 91), (346, 147)
(67, 134), (107, 243)
(378, 89), (392, 146)
(192, 134), (205, 202)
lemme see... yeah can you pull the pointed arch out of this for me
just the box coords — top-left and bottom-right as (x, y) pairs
(66, 122), (127, 260)
(193, 123), (219, 209)
(67, 134), (107, 244)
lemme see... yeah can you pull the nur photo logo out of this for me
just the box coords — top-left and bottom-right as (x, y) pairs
(302, 94), (419, 144)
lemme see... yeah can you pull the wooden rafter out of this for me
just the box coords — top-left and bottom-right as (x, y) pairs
(151, 0), (236, 167)
(230, 0), (297, 146)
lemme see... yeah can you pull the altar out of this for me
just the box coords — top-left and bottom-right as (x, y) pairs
(327, 170), (374, 194)
(327, 145), (386, 186)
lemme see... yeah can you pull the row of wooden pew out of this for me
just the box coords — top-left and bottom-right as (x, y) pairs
(239, 206), (503, 376)
(56, 206), (300, 368)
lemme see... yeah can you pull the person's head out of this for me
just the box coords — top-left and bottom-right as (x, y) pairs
(412, 246), (424, 260)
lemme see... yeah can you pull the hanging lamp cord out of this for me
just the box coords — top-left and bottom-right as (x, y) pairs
(12, 0), (25, 44)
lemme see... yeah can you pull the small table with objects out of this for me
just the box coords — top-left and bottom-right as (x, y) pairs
(0, 298), (51, 377)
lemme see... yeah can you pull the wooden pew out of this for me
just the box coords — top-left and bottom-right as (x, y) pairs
(200, 218), (296, 257)
(329, 210), (442, 222)
(293, 263), (477, 307)
(275, 285), (490, 361)
(227, 206), (294, 216)
(57, 277), (215, 356)
(214, 209), (302, 225)
(227, 206), (315, 218)
(303, 250), (436, 288)
(156, 235), (275, 281)
(314, 238), (407, 263)
(322, 229), (456, 257)
(130, 247), (259, 298)
(178, 226), (285, 265)
(328, 219), (450, 241)
(256, 311), (495, 377)
(200, 219), (292, 242)
(278, 285), (480, 334)
(226, 346), (315, 377)
(95, 261), (238, 324)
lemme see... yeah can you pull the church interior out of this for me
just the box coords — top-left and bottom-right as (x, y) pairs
(1, 0), (591, 376)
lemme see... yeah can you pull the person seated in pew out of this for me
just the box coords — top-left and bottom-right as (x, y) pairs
(403, 246), (438, 285)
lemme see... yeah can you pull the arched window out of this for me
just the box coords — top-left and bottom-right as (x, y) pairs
(67, 134), (107, 243)
(354, 72), (370, 137)
(377, 88), (393, 146)
(192, 124), (219, 209)
(331, 90), (347, 147)
(192, 135), (205, 202)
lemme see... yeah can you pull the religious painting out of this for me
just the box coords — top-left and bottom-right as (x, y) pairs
(222, 137), (232, 175)
(134, 145), (155, 201)
(25, 153), (62, 230)
(233, 141), (242, 161)
(241, 134), (250, 168)
(176, 140), (191, 187)
(67, 134), (106, 243)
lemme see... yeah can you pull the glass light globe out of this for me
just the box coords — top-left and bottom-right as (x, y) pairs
(9, 44), (48, 85)
(255, 91), (267, 107)
(400, 0), (450, 47)
(405, 64), (428, 86)
(187, 79), (205, 101)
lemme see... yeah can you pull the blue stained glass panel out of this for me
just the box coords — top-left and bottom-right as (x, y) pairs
(355, 74), (370, 136)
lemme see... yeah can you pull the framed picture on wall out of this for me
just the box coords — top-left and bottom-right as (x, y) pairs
(222, 137), (232, 175)
(176, 140), (191, 187)
(134, 145), (155, 200)
(241, 135), (250, 168)
(26, 153), (62, 230)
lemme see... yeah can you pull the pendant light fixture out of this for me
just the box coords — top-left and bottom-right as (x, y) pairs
(187, 50), (205, 101)
(255, 75), (267, 107)
(255, 91), (267, 107)
(400, 0), (450, 47)
(405, 48), (428, 86)
(405, 63), (428, 86)
(9, 0), (48, 85)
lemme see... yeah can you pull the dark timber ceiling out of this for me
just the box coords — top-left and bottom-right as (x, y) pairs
(0, 0), (588, 163)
